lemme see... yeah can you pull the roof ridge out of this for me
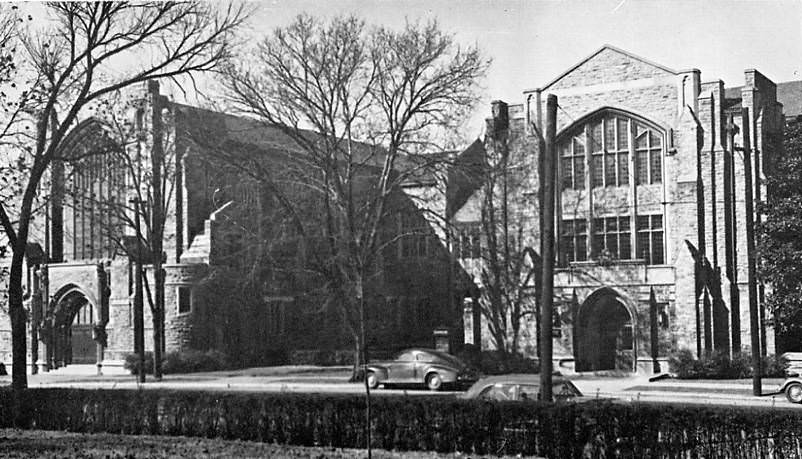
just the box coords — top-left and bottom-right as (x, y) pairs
(541, 44), (678, 91)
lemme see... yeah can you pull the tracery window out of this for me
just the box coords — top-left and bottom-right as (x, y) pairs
(560, 113), (664, 190)
(558, 110), (666, 266)
(635, 126), (663, 184)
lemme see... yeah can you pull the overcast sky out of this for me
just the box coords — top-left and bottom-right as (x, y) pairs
(192, 0), (802, 139)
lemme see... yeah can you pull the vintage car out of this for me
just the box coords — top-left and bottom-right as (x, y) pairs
(365, 348), (478, 391)
(780, 377), (802, 403)
(460, 374), (583, 401)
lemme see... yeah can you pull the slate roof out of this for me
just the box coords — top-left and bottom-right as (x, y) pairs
(724, 80), (802, 119)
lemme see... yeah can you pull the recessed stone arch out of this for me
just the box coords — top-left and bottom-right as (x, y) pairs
(47, 283), (99, 365)
(42, 263), (109, 369)
(575, 287), (638, 372)
(555, 106), (670, 144)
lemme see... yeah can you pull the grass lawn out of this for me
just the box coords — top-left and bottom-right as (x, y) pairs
(0, 429), (519, 458)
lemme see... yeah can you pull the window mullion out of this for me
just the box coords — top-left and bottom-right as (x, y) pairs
(584, 124), (592, 261)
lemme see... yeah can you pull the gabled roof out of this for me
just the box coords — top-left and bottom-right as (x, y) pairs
(540, 44), (678, 91)
(447, 139), (486, 218)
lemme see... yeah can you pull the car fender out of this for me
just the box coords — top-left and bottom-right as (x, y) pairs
(366, 365), (389, 381)
(423, 365), (458, 383)
(780, 378), (802, 392)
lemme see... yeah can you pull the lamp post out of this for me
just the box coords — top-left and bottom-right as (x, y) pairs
(129, 197), (145, 383)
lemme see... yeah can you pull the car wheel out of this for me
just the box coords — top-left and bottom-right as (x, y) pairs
(426, 373), (443, 391)
(366, 371), (380, 390)
(787, 382), (802, 403)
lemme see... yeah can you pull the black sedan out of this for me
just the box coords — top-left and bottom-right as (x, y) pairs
(366, 348), (478, 391)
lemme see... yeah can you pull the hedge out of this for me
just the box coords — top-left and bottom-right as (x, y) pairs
(670, 349), (788, 379)
(3, 389), (802, 457)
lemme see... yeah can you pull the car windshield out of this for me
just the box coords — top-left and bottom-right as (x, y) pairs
(478, 384), (516, 401)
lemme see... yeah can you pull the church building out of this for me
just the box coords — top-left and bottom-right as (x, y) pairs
(455, 45), (792, 373)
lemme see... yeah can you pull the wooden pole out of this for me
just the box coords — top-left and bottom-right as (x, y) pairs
(130, 198), (145, 384)
(539, 94), (557, 402)
(649, 287), (660, 373)
(741, 108), (762, 396)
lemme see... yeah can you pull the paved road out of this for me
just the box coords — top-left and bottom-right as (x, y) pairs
(3, 365), (799, 408)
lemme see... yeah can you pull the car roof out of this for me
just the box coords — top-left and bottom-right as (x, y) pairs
(472, 374), (566, 385)
(462, 374), (580, 399)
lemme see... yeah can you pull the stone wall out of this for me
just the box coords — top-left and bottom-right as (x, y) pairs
(466, 46), (780, 370)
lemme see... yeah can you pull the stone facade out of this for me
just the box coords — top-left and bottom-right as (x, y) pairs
(460, 45), (786, 373)
(0, 81), (463, 372)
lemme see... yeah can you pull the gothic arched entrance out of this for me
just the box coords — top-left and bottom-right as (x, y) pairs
(575, 289), (635, 372)
(51, 287), (97, 366)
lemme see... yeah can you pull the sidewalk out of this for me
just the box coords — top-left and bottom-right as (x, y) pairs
(3, 365), (796, 406)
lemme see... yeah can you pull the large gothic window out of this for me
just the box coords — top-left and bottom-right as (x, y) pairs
(558, 110), (666, 265)
(560, 113), (664, 190)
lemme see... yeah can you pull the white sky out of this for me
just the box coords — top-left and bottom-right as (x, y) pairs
(231, 0), (802, 139)
(24, 0), (802, 141)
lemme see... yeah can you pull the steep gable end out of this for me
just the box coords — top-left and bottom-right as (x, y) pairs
(544, 45), (677, 91)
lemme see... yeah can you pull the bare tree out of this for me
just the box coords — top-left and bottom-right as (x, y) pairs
(476, 126), (540, 359)
(222, 15), (488, 378)
(0, 1), (247, 391)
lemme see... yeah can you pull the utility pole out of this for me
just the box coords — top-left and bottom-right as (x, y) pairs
(741, 108), (762, 396)
(130, 197), (145, 384)
(539, 94), (557, 402)
(150, 81), (166, 380)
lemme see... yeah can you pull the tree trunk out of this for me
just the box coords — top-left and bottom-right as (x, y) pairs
(9, 254), (27, 391)
(9, 201), (32, 391)
(350, 331), (365, 382)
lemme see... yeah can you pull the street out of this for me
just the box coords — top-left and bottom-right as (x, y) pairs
(3, 365), (798, 409)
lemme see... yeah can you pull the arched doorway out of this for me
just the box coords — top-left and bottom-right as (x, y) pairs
(575, 290), (634, 372)
(51, 288), (97, 366)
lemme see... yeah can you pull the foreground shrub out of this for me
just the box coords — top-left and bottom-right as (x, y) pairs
(670, 349), (788, 379)
(288, 349), (355, 366)
(123, 352), (154, 375)
(3, 388), (802, 458)
(163, 350), (230, 374)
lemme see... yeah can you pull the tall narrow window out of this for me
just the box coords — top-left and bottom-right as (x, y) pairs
(590, 121), (604, 188)
(454, 224), (481, 260)
(561, 218), (588, 263)
(400, 212), (429, 258)
(177, 286), (192, 314)
(635, 124), (663, 184)
(561, 134), (586, 190)
(577, 116), (630, 188)
(636, 214), (665, 264)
